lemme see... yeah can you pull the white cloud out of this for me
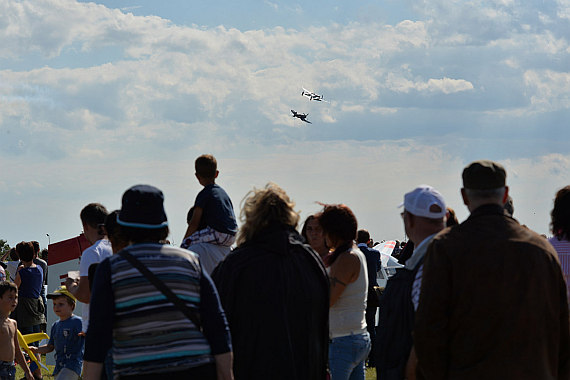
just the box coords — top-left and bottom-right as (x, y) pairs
(0, 0), (569, 246)
(524, 69), (570, 111)
(385, 74), (473, 94)
(557, 0), (570, 19)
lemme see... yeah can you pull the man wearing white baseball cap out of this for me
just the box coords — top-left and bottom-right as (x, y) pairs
(375, 185), (446, 380)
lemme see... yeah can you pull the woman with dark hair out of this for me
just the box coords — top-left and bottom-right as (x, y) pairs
(318, 204), (370, 380)
(14, 241), (46, 337)
(212, 183), (329, 379)
(301, 215), (330, 264)
(549, 185), (570, 305)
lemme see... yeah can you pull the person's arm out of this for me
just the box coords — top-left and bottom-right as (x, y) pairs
(82, 361), (104, 380)
(65, 276), (90, 303)
(413, 239), (452, 379)
(199, 269), (232, 355)
(84, 259), (114, 363)
(405, 345), (418, 380)
(29, 344), (54, 355)
(215, 352), (234, 380)
(328, 251), (360, 307)
(14, 270), (21, 287)
(183, 206), (203, 240)
(14, 322), (34, 380)
(557, 259), (570, 380)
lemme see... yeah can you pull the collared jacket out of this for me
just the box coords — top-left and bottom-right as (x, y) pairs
(212, 224), (330, 380)
(415, 204), (570, 380)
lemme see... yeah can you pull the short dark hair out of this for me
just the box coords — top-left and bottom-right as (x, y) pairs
(551, 186), (570, 240)
(0, 281), (18, 298)
(301, 215), (316, 241)
(16, 241), (35, 262)
(122, 226), (169, 244)
(318, 204), (358, 243)
(317, 204), (358, 265)
(9, 247), (18, 261)
(80, 203), (109, 229)
(356, 229), (370, 244)
(31, 241), (40, 253)
(195, 154), (217, 179)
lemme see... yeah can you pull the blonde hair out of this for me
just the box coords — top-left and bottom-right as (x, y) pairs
(236, 183), (300, 246)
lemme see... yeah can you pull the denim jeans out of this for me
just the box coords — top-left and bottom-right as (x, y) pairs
(0, 361), (15, 380)
(329, 332), (371, 380)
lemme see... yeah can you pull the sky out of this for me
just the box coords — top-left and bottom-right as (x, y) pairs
(1, 0), (570, 249)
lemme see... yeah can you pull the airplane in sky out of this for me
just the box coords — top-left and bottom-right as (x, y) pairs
(291, 109), (312, 123)
(302, 87), (328, 102)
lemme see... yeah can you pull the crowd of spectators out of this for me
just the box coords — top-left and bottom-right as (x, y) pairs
(2, 157), (570, 380)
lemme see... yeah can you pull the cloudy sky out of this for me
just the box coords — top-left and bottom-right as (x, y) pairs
(1, 0), (569, 249)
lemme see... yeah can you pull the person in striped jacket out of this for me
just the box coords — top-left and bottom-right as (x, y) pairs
(83, 184), (233, 380)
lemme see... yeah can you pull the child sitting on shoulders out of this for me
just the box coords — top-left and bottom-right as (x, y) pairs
(0, 281), (34, 380)
(30, 286), (84, 380)
(182, 154), (238, 248)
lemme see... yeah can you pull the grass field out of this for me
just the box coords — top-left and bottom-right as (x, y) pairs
(15, 356), (55, 379)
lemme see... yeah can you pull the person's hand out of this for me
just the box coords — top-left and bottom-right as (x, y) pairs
(28, 346), (38, 355)
(25, 369), (34, 380)
(78, 331), (86, 337)
(65, 277), (78, 290)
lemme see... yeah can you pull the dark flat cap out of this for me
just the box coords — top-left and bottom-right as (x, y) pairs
(462, 160), (506, 190)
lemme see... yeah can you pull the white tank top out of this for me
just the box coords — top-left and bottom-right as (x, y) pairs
(328, 246), (368, 338)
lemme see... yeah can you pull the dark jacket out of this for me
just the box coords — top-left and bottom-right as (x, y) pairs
(211, 225), (330, 380)
(375, 249), (421, 380)
(415, 204), (570, 380)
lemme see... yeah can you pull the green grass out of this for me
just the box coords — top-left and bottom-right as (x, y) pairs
(15, 356), (56, 379)
(17, 357), (376, 379)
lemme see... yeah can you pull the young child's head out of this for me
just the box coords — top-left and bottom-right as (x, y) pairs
(0, 281), (18, 315)
(195, 154), (219, 184)
(16, 241), (35, 263)
(47, 286), (76, 319)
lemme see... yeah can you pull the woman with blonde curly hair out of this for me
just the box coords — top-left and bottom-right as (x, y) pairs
(212, 183), (329, 380)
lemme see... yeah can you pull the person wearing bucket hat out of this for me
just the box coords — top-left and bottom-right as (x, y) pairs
(414, 161), (569, 379)
(30, 285), (84, 380)
(83, 185), (233, 380)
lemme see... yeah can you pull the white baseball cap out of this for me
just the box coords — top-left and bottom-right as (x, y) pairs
(398, 185), (446, 219)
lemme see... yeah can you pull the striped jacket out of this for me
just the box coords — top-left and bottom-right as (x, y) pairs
(85, 243), (231, 377)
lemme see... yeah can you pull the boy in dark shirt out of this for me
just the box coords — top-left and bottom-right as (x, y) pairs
(182, 154), (238, 249)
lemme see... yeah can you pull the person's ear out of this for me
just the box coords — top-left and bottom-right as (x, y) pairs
(215, 170), (219, 179)
(502, 186), (509, 204)
(461, 188), (469, 206)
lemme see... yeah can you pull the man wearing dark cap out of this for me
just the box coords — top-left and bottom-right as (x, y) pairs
(414, 160), (570, 379)
(82, 185), (233, 380)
